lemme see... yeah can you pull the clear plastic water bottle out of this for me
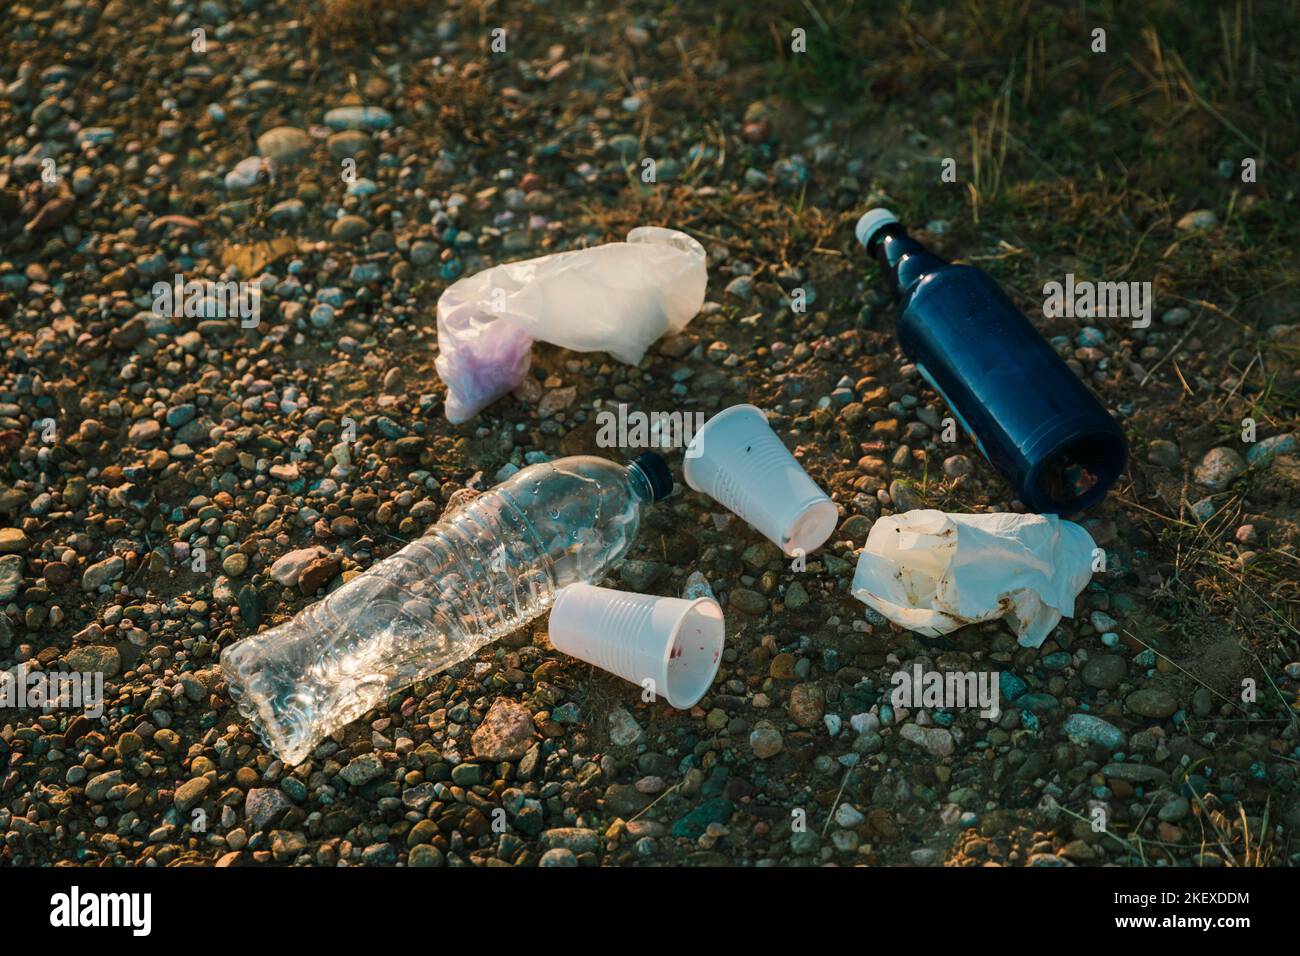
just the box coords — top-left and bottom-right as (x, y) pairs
(221, 453), (673, 765)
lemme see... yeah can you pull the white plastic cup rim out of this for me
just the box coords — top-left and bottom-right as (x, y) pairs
(549, 584), (725, 710)
(683, 404), (839, 557)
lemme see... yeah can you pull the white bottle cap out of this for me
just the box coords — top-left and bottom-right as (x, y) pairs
(548, 584), (725, 709)
(683, 404), (839, 557)
(854, 208), (899, 248)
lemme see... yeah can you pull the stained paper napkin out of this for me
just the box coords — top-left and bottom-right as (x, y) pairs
(851, 509), (1096, 648)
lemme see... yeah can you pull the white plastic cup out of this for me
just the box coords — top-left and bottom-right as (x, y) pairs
(683, 404), (838, 556)
(548, 584), (724, 709)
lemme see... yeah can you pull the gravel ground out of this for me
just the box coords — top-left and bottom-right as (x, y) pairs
(2, 1), (1298, 867)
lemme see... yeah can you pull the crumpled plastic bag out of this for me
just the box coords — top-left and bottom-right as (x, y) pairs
(436, 226), (707, 423)
(851, 510), (1096, 648)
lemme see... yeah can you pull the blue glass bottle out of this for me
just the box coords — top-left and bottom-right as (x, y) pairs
(857, 210), (1127, 514)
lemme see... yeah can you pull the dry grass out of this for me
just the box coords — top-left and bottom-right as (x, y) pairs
(303, 0), (426, 50)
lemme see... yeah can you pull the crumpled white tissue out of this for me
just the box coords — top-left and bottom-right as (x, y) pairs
(851, 510), (1096, 648)
(435, 226), (707, 423)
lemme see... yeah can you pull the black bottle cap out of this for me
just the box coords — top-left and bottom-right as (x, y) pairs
(632, 451), (673, 502)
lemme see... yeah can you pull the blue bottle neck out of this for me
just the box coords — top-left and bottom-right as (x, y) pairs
(872, 227), (948, 308)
